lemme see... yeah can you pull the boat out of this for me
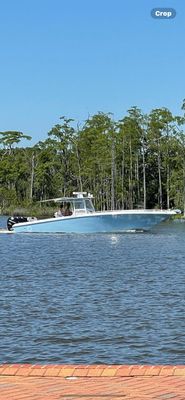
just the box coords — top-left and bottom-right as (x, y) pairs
(7, 192), (176, 233)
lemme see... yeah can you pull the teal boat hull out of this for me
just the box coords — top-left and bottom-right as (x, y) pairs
(12, 211), (173, 233)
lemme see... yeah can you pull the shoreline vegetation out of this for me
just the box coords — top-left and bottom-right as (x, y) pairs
(0, 206), (56, 218)
(1, 104), (185, 217)
(0, 206), (184, 220)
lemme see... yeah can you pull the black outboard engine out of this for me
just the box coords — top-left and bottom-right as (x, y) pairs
(7, 216), (30, 231)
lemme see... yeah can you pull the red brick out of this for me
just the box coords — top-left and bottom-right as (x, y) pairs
(0, 364), (9, 374)
(129, 365), (149, 376)
(160, 366), (176, 376)
(58, 366), (76, 377)
(15, 365), (34, 376)
(29, 365), (47, 376)
(0, 364), (185, 400)
(101, 366), (119, 377)
(144, 365), (162, 376)
(115, 365), (134, 376)
(87, 366), (107, 377)
(72, 366), (90, 377)
(174, 366), (185, 376)
(43, 365), (62, 377)
(1, 364), (22, 376)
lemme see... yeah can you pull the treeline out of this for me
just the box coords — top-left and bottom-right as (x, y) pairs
(1, 104), (185, 213)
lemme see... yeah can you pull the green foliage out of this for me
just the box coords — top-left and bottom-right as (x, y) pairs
(1, 106), (185, 214)
(0, 187), (17, 209)
(0, 131), (31, 150)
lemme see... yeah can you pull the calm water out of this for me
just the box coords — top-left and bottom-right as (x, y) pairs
(0, 216), (185, 365)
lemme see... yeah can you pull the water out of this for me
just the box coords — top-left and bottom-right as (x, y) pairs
(1, 216), (185, 365)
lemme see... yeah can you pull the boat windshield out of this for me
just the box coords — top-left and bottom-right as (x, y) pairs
(73, 199), (85, 211)
(85, 199), (94, 212)
(72, 198), (95, 214)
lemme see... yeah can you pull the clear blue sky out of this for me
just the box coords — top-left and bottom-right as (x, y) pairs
(0, 0), (184, 144)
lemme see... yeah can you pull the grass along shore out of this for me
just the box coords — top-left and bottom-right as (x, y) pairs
(1, 205), (184, 220)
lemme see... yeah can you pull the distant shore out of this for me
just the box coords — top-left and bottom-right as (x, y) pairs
(1, 207), (184, 220)
(0, 206), (56, 219)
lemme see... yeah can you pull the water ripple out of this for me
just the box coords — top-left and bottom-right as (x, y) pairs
(1, 217), (185, 364)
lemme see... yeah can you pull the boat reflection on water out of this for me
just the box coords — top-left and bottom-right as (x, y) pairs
(8, 192), (176, 234)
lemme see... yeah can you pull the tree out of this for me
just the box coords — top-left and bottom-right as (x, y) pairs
(48, 117), (76, 196)
(77, 112), (116, 210)
(0, 131), (31, 153)
(118, 107), (144, 209)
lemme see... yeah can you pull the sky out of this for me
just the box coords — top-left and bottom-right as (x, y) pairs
(0, 0), (184, 145)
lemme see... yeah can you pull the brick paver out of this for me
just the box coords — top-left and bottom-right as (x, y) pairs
(1, 364), (185, 399)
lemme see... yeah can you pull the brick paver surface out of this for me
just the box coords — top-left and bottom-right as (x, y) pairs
(1, 364), (185, 399)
